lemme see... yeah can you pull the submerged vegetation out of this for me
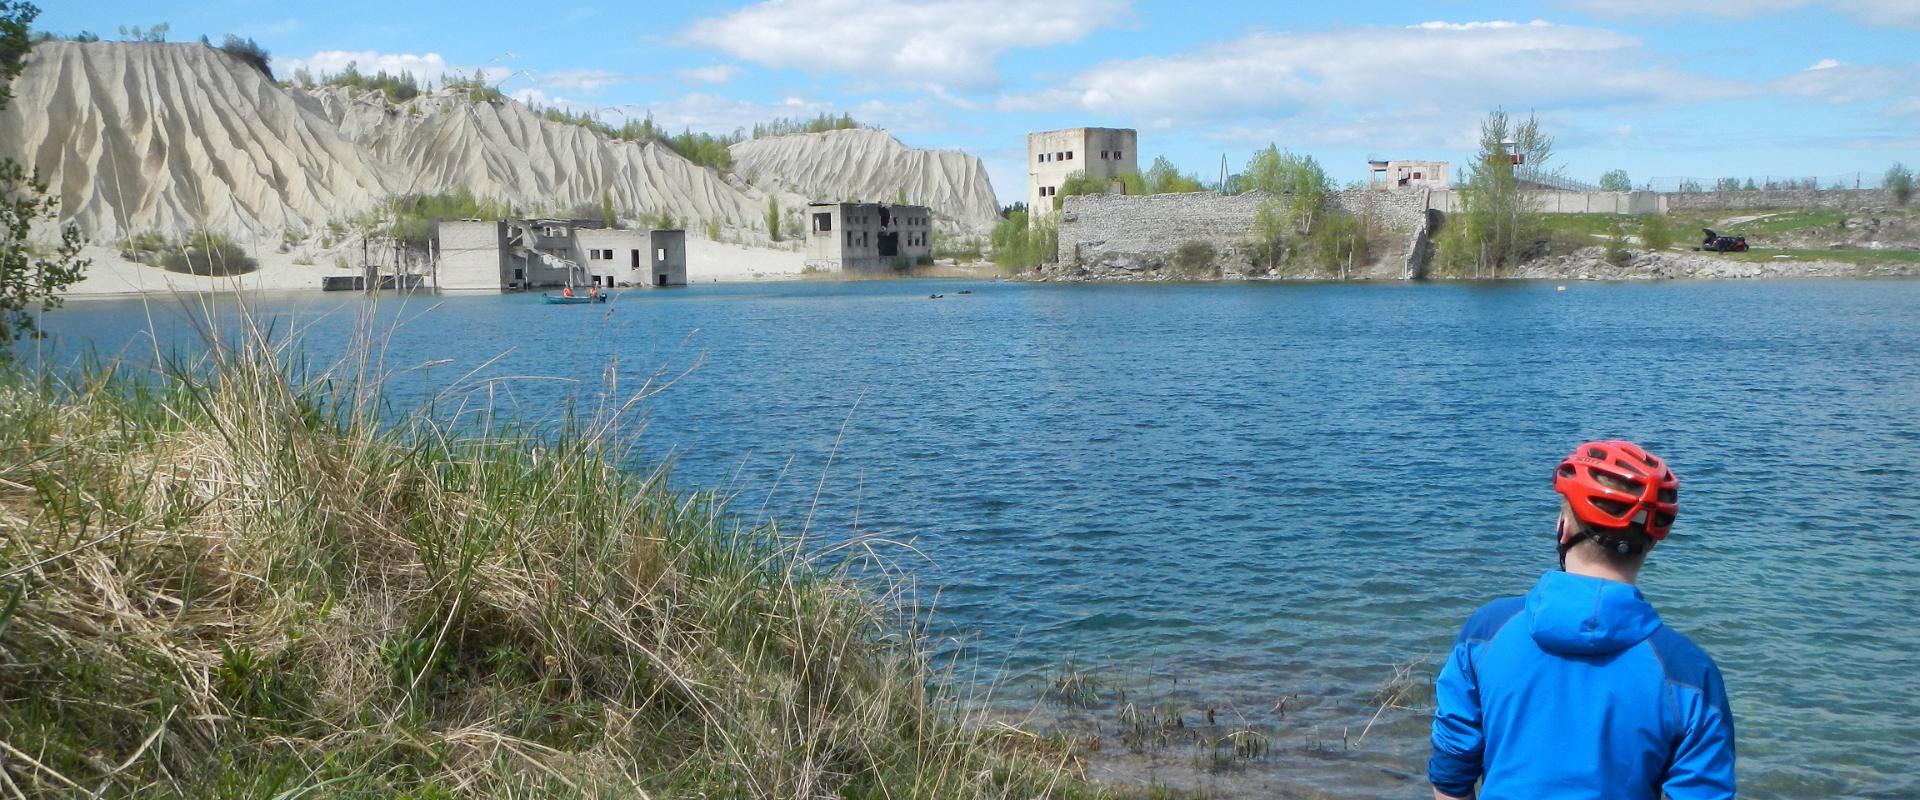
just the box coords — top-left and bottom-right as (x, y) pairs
(0, 325), (1100, 798)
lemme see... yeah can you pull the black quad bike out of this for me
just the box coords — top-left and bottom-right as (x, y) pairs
(1700, 229), (1749, 252)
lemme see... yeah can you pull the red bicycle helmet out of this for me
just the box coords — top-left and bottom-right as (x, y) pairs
(1554, 440), (1679, 540)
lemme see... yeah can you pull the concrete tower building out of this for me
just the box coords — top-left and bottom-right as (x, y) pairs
(1027, 128), (1137, 216)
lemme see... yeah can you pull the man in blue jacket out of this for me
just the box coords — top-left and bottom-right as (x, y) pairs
(1429, 440), (1736, 799)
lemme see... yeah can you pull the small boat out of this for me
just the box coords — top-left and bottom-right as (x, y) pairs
(544, 292), (607, 304)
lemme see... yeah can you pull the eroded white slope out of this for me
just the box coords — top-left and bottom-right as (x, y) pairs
(730, 129), (1002, 235)
(1, 41), (394, 241)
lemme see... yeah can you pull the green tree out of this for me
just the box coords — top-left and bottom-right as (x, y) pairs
(1886, 162), (1914, 206)
(1143, 156), (1204, 194)
(1444, 109), (1554, 277)
(2, 1), (89, 349)
(766, 196), (780, 242)
(600, 188), (617, 228)
(1598, 169), (1632, 192)
(116, 22), (168, 42)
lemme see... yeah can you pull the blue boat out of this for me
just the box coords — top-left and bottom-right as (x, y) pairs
(543, 292), (606, 304)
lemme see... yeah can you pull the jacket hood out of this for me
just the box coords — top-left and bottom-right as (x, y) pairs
(1525, 571), (1662, 656)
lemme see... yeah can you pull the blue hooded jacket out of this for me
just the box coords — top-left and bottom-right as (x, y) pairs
(1428, 571), (1736, 799)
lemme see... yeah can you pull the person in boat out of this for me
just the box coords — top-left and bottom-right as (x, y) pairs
(562, 286), (574, 298)
(1429, 441), (1734, 800)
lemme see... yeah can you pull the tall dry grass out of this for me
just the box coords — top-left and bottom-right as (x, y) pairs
(0, 312), (1099, 798)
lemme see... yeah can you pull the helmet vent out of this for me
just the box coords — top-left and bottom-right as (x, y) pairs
(1587, 447), (1609, 459)
(1591, 497), (1633, 516)
(1558, 464), (1576, 478)
(1658, 487), (1677, 503)
(1614, 458), (1646, 476)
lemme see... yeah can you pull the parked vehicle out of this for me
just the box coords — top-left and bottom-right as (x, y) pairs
(1700, 229), (1749, 252)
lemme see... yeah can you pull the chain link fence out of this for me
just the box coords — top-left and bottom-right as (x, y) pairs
(1642, 172), (1884, 193)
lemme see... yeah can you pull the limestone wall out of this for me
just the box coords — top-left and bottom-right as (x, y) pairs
(1664, 188), (1893, 212)
(1427, 190), (1664, 215)
(1056, 189), (1428, 267)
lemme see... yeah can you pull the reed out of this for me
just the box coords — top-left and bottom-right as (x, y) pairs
(0, 310), (1102, 798)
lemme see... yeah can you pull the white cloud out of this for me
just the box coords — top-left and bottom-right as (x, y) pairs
(681, 0), (1129, 90)
(628, 92), (944, 136)
(279, 50), (507, 87)
(538, 69), (640, 92)
(675, 64), (745, 84)
(1770, 62), (1918, 104)
(1808, 58), (1841, 70)
(996, 20), (1735, 148)
(1564, 0), (1920, 28)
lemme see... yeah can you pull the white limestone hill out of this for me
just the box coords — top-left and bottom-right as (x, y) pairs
(1, 41), (394, 242)
(292, 86), (767, 236)
(3, 40), (999, 246)
(730, 128), (1002, 235)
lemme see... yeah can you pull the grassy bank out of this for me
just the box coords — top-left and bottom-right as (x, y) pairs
(0, 332), (1096, 797)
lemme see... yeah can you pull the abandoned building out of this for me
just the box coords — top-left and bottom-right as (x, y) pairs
(435, 219), (688, 291)
(1028, 127), (1138, 215)
(1368, 159), (1451, 190)
(804, 202), (933, 275)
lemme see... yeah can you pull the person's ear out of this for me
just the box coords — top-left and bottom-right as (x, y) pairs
(1556, 514), (1572, 545)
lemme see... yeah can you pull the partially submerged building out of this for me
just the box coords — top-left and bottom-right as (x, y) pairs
(804, 202), (933, 275)
(435, 218), (687, 291)
(1368, 159), (1450, 190)
(1028, 127), (1137, 214)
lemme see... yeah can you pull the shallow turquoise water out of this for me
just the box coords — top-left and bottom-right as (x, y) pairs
(34, 279), (1920, 797)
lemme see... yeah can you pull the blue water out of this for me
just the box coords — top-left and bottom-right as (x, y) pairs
(31, 280), (1920, 798)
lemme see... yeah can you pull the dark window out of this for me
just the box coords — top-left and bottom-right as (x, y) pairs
(1115, 150), (1123, 160)
(814, 212), (832, 232)
(1066, 151), (1073, 160)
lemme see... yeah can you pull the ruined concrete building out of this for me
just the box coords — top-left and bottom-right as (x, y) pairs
(804, 202), (933, 275)
(435, 219), (687, 291)
(1028, 127), (1137, 215)
(1368, 159), (1451, 190)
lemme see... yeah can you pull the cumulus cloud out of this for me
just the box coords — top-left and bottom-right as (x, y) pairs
(681, 0), (1129, 90)
(998, 21), (1735, 129)
(1563, 0), (1920, 28)
(675, 64), (745, 84)
(280, 50), (480, 85)
(630, 92), (946, 135)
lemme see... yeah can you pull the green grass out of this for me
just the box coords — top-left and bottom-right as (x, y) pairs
(1672, 209), (1851, 236)
(0, 320), (1105, 798)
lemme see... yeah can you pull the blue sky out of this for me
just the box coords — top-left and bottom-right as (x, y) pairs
(37, 0), (1920, 205)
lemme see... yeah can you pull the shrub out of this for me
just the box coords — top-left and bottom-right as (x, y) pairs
(216, 34), (271, 79)
(705, 217), (721, 241)
(1604, 223), (1630, 266)
(1598, 169), (1631, 192)
(1171, 241), (1218, 278)
(118, 230), (169, 262)
(1888, 163), (1914, 206)
(1639, 213), (1673, 251)
(157, 228), (257, 276)
(765, 196), (780, 242)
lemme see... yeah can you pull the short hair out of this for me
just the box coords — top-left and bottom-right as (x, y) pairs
(1568, 518), (1654, 568)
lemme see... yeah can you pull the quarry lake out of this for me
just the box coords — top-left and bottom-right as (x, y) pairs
(36, 279), (1920, 798)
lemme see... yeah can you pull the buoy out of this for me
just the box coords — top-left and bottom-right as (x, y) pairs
(1556, 285), (1567, 292)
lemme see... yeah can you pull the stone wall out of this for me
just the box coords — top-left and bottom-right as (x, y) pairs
(1427, 190), (1664, 215)
(1664, 188), (1892, 212)
(1056, 189), (1428, 268)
